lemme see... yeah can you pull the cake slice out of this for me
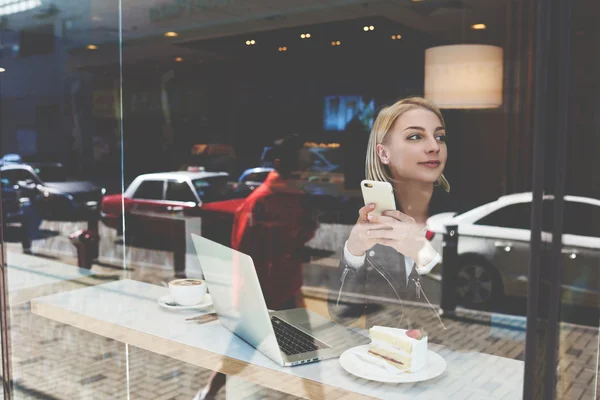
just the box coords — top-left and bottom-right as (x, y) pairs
(368, 326), (428, 373)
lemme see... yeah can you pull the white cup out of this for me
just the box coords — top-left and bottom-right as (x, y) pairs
(168, 279), (207, 306)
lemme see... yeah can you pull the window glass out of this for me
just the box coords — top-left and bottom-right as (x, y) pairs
(475, 202), (532, 230)
(192, 176), (230, 203)
(243, 172), (269, 182)
(166, 180), (197, 202)
(133, 180), (164, 200)
(1, 0), (597, 399)
(563, 201), (600, 237)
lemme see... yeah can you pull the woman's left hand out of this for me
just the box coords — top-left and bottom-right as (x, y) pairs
(366, 210), (438, 267)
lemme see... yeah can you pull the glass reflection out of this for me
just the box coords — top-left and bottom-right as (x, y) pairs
(0, 0), (597, 399)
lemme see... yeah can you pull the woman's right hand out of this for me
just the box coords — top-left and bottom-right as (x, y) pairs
(346, 203), (390, 256)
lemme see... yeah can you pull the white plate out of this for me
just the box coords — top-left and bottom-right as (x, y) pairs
(339, 344), (446, 383)
(158, 294), (213, 310)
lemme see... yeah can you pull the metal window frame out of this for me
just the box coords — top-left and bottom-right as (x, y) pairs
(523, 0), (573, 398)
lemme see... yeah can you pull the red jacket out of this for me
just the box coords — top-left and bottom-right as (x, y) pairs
(231, 171), (318, 309)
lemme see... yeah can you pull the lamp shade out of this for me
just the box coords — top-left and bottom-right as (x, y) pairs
(424, 44), (504, 109)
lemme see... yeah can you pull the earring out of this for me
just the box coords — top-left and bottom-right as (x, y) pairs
(382, 159), (389, 164)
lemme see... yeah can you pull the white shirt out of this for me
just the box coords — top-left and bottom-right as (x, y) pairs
(343, 241), (441, 284)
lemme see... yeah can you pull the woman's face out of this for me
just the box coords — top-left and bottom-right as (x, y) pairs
(377, 108), (447, 185)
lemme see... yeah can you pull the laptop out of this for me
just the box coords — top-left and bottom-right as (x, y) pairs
(191, 234), (370, 367)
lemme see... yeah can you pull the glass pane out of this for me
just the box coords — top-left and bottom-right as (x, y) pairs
(133, 180), (164, 200)
(119, 1), (538, 398)
(3, 0), (595, 399)
(166, 180), (196, 202)
(0, 0), (126, 398)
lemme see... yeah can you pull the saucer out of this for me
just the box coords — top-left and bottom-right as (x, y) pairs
(158, 294), (213, 310)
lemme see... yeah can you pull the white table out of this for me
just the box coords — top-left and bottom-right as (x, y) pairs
(6, 252), (99, 305)
(31, 279), (524, 400)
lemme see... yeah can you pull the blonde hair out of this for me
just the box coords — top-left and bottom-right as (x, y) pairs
(365, 96), (451, 192)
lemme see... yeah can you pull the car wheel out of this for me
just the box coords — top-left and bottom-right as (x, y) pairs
(455, 256), (503, 310)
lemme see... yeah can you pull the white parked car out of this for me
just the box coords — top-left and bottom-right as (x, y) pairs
(426, 193), (600, 309)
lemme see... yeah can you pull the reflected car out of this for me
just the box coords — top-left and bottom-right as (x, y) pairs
(236, 167), (274, 191)
(1, 178), (26, 225)
(0, 163), (104, 220)
(100, 170), (231, 233)
(426, 193), (600, 310)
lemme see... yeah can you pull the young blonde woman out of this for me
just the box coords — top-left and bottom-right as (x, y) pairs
(329, 97), (457, 330)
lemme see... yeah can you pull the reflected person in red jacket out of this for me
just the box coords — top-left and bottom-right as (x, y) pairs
(195, 135), (319, 400)
(232, 135), (318, 310)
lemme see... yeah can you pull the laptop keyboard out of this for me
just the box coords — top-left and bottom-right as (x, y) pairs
(271, 316), (330, 356)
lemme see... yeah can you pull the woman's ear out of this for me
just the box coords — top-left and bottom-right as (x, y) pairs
(376, 144), (390, 165)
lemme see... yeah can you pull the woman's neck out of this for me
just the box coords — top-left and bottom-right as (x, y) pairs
(392, 180), (434, 223)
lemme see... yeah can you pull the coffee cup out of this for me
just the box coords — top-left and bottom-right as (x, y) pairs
(168, 278), (207, 306)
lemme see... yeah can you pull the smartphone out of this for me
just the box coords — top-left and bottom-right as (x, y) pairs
(360, 180), (397, 215)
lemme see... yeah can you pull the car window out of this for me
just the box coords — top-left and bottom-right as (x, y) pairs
(133, 180), (164, 200)
(475, 202), (532, 230)
(166, 180), (197, 202)
(1, 169), (33, 185)
(563, 201), (600, 237)
(243, 172), (269, 182)
(32, 165), (67, 182)
(0, 170), (18, 185)
(192, 176), (229, 203)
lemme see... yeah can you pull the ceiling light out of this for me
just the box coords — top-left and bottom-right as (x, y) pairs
(301, 34), (306, 38)
(391, 34), (402, 40)
(0, 67), (5, 73)
(164, 31), (179, 37)
(300, 33), (311, 39)
(175, 57), (183, 62)
(336, 41), (341, 45)
(251, 40), (256, 44)
(305, 33), (311, 38)
(369, 26), (374, 31)
(87, 44), (98, 50)
(425, 44), (504, 109)
(471, 23), (487, 30)
(246, 40), (251, 45)
(363, 26), (369, 31)
(278, 46), (287, 52)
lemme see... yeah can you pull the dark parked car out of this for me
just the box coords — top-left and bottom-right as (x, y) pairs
(1, 178), (25, 226)
(0, 163), (104, 221)
(1, 177), (42, 247)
